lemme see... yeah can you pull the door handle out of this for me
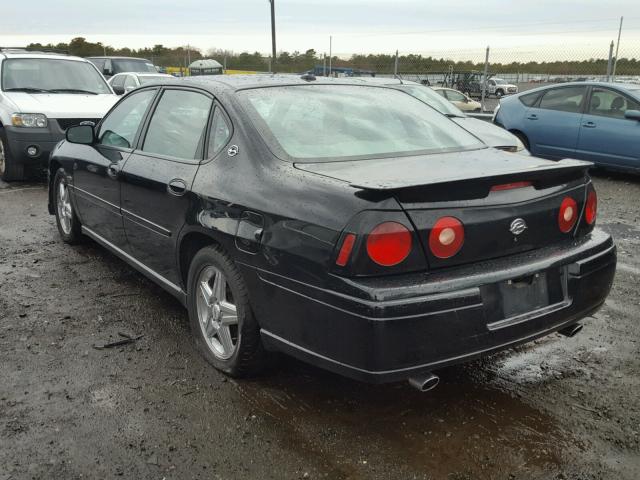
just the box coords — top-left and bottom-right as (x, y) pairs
(106, 164), (119, 179)
(167, 178), (187, 197)
(582, 121), (596, 128)
(526, 114), (538, 120)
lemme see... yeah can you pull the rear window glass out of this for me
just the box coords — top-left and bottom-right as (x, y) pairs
(239, 85), (484, 161)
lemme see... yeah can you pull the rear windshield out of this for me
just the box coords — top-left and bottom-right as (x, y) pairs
(239, 85), (484, 161)
(113, 59), (156, 74)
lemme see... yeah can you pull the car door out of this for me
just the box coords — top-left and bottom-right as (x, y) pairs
(522, 85), (587, 159)
(120, 87), (214, 284)
(72, 88), (157, 249)
(575, 87), (640, 169)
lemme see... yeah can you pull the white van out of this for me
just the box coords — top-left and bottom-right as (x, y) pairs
(0, 49), (118, 181)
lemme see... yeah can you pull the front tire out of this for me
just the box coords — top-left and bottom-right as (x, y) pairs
(187, 246), (265, 377)
(53, 168), (82, 243)
(495, 89), (504, 98)
(0, 128), (25, 182)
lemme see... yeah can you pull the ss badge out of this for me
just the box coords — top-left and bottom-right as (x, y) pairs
(228, 145), (239, 157)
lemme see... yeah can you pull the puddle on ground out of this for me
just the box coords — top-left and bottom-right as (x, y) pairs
(233, 357), (581, 479)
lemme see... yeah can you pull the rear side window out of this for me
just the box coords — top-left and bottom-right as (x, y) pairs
(207, 108), (232, 157)
(519, 91), (541, 107)
(142, 90), (213, 160)
(98, 89), (156, 148)
(538, 87), (586, 113)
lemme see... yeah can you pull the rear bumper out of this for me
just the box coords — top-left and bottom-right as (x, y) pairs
(251, 229), (616, 383)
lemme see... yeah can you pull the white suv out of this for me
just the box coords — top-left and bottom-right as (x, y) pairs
(0, 49), (118, 181)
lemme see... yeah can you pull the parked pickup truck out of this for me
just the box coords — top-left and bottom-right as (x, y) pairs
(485, 78), (518, 98)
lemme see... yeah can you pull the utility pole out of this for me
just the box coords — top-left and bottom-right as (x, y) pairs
(394, 50), (399, 77)
(269, 0), (276, 70)
(606, 41), (614, 82)
(612, 16), (623, 78)
(328, 36), (332, 76)
(481, 46), (490, 112)
(187, 44), (191, 66)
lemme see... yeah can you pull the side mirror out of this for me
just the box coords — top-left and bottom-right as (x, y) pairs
(66, 125), (95, 145)
(624, 109), (640, 121)
(112, 85), (125, 95)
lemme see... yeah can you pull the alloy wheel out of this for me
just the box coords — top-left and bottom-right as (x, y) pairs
(56, 179), (73, 235)
(0, 139), (5, 176)
(196, 266), (239, 360)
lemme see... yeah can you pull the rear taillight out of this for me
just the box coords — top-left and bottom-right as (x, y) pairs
(585, 189), (597, 225)
(366, 222), (412, 266)
(558, 197), (578, 233)
(429, 216), (464, 259)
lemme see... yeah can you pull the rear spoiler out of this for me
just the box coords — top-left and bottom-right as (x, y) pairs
(349, 159), (593, 191)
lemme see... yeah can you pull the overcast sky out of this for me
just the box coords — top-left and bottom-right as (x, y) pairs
(1, 1), (638, 60)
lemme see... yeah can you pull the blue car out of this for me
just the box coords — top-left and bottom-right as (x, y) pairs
(494, 82), (640, 172)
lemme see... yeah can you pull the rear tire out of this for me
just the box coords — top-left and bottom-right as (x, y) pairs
(187, 245), (266, 377)
(0, 128), (25, 182)
(53, 168), (83, 243)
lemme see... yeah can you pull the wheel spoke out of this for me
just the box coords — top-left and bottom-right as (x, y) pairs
(204, 313), (217, 337)
(219, 301), (238, 326)
(217, 326), (234, 354)
(199, 281), (214, 306)
(212, 272), (226, 301)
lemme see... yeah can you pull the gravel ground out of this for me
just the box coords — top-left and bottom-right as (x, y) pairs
(1, 173), (639, 480)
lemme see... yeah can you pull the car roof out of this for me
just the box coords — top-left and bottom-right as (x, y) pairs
(0, 51), (86, 62)
(87, 56), (152, 61)
(517, 80), (640, 96)
(173, 74), (428, 93)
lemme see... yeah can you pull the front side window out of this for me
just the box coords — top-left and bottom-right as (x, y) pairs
(124, 75), (137, 89)
(208, 108), (232, 157)
(1, 58), (111, 94)
(588, 88), (640, 119)
(98, 89), (156, 148)
(111, 75), (125, 89)
(239, 85), (483, 161)
(538, 86), (586, 113)
(143, 90), (213, 159)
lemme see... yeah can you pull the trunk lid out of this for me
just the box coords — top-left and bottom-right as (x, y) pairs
(296, 150), (592, 269)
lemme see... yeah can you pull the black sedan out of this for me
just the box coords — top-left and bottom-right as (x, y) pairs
(47, 75), (616, 391)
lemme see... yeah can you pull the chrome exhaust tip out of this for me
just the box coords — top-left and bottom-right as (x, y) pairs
(559, 323), (583, 338)
(408, 372), (440, 392)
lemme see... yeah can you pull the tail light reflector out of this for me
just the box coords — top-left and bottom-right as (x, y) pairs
(366, 222), (412, 266)
(429, 216), (464, 259)
(558, 197), (578, 233)
(336, 233), (356, 267)
(585, 190), (597, 225)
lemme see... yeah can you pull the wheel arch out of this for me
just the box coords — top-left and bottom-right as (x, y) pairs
(47, 158), (63, 214)
(178, 229), (230, 292)
(508, 129), (530, 150)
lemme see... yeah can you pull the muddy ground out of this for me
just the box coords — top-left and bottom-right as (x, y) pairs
(1, 173), (639, 480)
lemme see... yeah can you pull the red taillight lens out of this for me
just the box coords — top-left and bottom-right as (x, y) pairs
(336, 233), (356, 267)
(366, 222), (412, 266)
(429, 216), (464, 259)
(558, 197), (578, 233)
(585, 190), (597, 225)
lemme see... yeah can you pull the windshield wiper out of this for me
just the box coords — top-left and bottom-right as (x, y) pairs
(3, 87), (52, 93)
(49, 89), (100, 95)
